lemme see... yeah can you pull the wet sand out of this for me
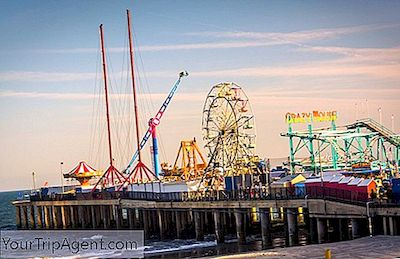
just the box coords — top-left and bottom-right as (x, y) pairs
(209, 236), (400, 259)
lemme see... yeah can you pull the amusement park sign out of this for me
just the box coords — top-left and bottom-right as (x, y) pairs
(285, 110), (337, 124)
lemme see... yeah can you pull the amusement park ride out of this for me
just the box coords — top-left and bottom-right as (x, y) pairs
(64, 161), (102, 189)
(90, 10), (190, 192)
(61, 9), (265, 192)
(161, 83), (262, 188)
(161, 139), (207, 182)
(92, 24), (127, 189)
(198, 82), (262, 190)
(65, 10), (399, 193)
(282, 113), (400, 177)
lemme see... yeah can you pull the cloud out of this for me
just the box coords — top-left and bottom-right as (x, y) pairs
(2, 84), (399, 103)
(0, 91), (95, 100)
(189, 62), (400, 80)
(0, 90), (205, 102)
(249, 87), (400, 101)
(0, 70), (177, 82)
(186, 23), (400, 44)
(298, 46), (400, 64)
(34, 47), (123, 54)
(2, 43), (400, 86)
(0, 71), (96, 82)
(1, 53), (399, 85)
(31, 23), (400, 54)
(35, 41), (280, 54)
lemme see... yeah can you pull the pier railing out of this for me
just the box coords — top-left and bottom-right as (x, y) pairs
(30, 186), (373, 205)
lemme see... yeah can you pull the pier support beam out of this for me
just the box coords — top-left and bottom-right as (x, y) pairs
(194, 210), (204, 241)
(338, 218), (349, 241)
(70, 206), (76, 229)
(166, 210), (176, 238)
(383, 216), (388, 235)
(36, 206), (43, 229)
(15, 206), (21, 229)
(91, 206), (96, 229)
(157, 209), (166, 240)
(21, 206), (28, 229)
(175, 211), (184, 239)
(101, 206), (109, 229)
(56, 206), (63, 229)
(309, 217), (318, 243)
(213, 210), (225, 243)
(260, 208), (272, 247)
(114, 206), (121, 229)
(29, 206), (35, 229)
(317, 218), (327, 244)
(137, 209), (144, 230)
(44, 206), (51, 229)
(61, 206), (68, 229)
(128, 209), (135, 230)
(389, 216), (396, 236)
(52, 206), (57, 229)
(143, 210), (150, 240)
(234, 209), (246, 245)
(327, 219), (339, 242)
(151, 210), (156, 237)
(351, 218), (362, 239)
(286, 208), (298, 246)
(78, 206), (86, 228)
(303, 208), (311, 243)
(150, 210), (158, 235)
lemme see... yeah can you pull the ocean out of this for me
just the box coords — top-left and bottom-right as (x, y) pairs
(0, 190), (20, 230)
(0, 191), (307, 258)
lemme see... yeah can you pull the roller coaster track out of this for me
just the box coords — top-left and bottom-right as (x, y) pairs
(346, 118), (400, 147)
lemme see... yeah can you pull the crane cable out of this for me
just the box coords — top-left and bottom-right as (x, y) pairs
(132, 26), (169, 164)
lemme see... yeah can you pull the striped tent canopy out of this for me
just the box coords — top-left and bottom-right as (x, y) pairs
(64, 161), (101, 179)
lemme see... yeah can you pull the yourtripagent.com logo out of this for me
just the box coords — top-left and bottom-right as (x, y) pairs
(0, 230), (144, 258)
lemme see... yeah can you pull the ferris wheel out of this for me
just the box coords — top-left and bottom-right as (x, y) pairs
(202, 82), (256, 176)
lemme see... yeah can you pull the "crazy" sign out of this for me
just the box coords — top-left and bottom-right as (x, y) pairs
(285, 111), (337, 124)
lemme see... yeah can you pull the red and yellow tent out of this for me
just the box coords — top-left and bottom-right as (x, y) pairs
(64, 161), (102, 187)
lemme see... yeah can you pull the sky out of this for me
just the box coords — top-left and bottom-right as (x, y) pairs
(0, 0), (399, 191)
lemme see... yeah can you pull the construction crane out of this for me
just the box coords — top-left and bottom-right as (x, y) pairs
(118, 71), (189, 188)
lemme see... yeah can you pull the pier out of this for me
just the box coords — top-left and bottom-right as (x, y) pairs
(13, 188), (400, 247)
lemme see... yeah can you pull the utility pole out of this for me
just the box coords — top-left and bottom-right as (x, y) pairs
(32, 172), (36, 191)
(378, 107), (382, 125)
(60, 161), (64, 193)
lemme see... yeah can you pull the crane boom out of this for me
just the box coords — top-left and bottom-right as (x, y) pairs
(124, 71), (189, 175)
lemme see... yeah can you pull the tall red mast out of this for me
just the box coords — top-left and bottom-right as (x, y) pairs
(99, 24), (114, 166)
(92, 24), (126, 191)
(127, 10), (142, 164)
(126, 9), (156, 184)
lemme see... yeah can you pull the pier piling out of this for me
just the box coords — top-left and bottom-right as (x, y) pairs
(351, 218), (361, 239)
(194, 210), (204, 241)
(234, 209), (246, 244)
(317, 218), (327, 244)
(260, 208), (272, 247)
(286, 208), (299, 246)
(213, 209), (225, 243)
